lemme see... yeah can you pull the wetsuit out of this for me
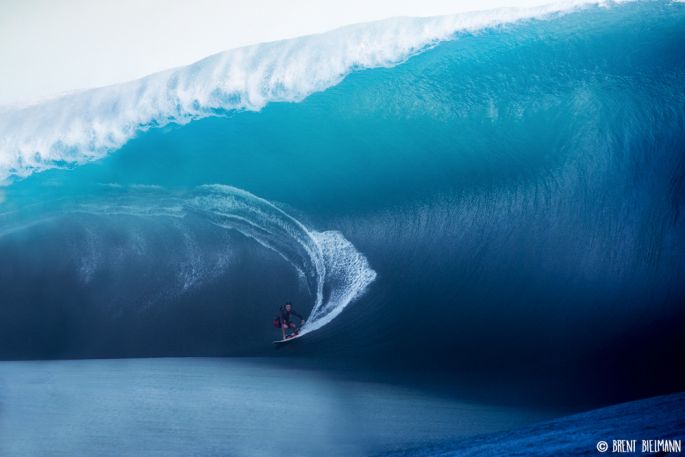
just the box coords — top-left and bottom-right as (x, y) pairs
(280, 307), (303, 326)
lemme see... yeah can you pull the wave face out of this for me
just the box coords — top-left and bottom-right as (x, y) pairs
(1, 1), (684, 401)
(0, 184), (375, 357)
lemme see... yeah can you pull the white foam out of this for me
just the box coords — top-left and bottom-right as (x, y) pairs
(0, 1), (622, 184)
(303, 231), (377, 334)
(189, 185), (376, 334)
(37, 184), (376, 334)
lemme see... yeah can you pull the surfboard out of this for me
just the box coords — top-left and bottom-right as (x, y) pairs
(273, 334), (302, 345)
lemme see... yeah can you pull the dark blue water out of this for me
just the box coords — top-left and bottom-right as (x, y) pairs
(380, 391), (685, 456)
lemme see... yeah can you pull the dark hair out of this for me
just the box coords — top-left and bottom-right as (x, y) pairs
(285, 301), (292, 306)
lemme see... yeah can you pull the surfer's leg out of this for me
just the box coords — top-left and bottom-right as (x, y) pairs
(289, 322), (299, 336)
(281, 323), (288, 340)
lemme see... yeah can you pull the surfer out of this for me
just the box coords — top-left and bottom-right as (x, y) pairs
(278, 302), (305, 340)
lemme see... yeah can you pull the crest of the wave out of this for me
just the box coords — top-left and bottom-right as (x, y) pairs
(0, 0), (621, 184)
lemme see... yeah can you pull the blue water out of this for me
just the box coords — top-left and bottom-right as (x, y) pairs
(381, 391), (685, 456)
(0, 358), (555, 457)
(1, 0), (684, 406)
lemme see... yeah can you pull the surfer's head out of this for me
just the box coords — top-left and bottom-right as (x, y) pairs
(285, 302), (292, 311)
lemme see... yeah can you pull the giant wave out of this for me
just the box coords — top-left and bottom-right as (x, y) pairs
(0, 0), (684, 404)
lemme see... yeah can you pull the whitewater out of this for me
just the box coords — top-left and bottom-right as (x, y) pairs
(0, 183), (376, 336)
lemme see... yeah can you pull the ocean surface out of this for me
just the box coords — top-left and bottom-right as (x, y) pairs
(1, 1), (685, 454)
(0, 358), (557, 457)
(381, 391), (685, 456)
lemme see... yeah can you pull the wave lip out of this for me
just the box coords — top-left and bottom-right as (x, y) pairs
(0, 0), (623, 184)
